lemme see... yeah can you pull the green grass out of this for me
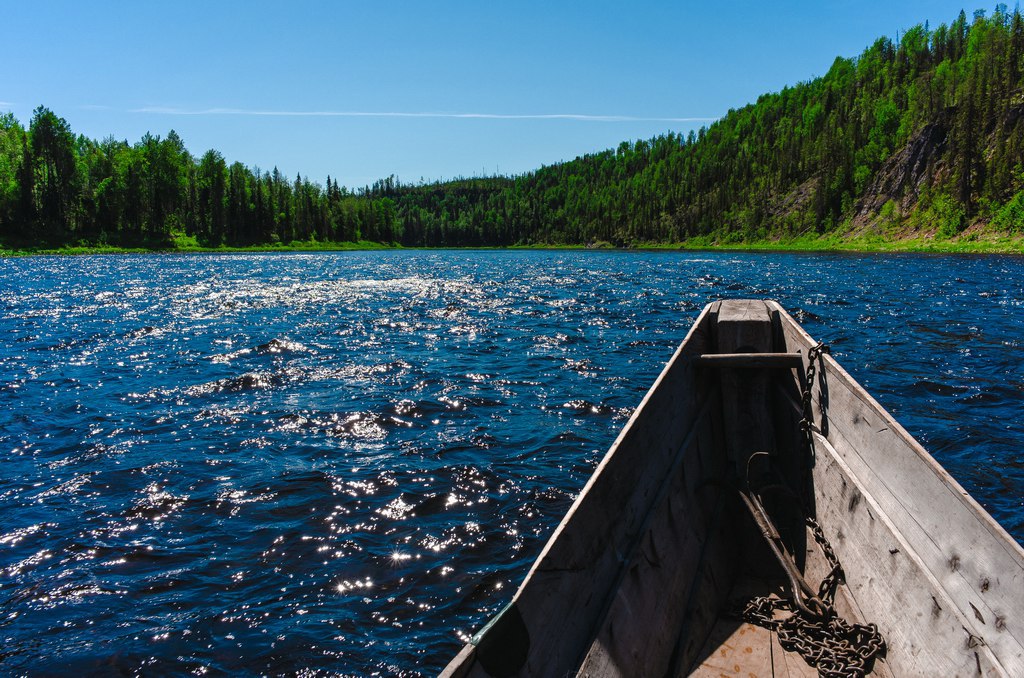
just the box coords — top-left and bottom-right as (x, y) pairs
(0, 239), (396, 256)
(4, 233), (1024, 257)
(658, 230), (1024, 254)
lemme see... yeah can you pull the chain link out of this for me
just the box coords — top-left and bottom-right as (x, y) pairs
(741, 516), (885, 677)
(800, 342), (829, 452)
(739, 342), (886, 677)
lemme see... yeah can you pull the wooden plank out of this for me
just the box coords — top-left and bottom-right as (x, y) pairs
(716, 299), (775, 483)
(667, 397), (740, 674)
(688, 620), (802, 678)
(809, 431), (1006, 675)
(692, 352), (804, 369)
(801, 526), (896, 678)
(686, 613), (822, 678)
(574, 439), (704, 675)
(576, 438), (730, 676)
(716, 300), (783, 588)
(767, 300), (1024, 676)
(820, 388), (1024, 668)
(667, 495), (740, 675)
(438, 645), (476, 678)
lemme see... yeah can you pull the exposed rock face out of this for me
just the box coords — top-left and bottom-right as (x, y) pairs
(851, 123), (948, 228)
(768, 177), (819, 221)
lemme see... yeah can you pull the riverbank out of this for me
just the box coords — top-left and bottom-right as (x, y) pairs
(4, 232), (1024, 256)
(672, 229), (1024, 254)
(0, 240), (394, 257)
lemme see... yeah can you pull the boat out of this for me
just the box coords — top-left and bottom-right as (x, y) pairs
(441, 299), (1024, 677)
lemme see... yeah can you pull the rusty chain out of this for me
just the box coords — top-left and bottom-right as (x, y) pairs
(741, 514), (885, 677)
(739, 341), (886, 678)
(800, 341), (828, 453)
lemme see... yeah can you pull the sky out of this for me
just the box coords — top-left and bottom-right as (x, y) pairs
(1, 1), (986, 189)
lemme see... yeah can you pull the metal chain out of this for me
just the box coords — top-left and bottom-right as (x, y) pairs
(740, 342), (886, 678)
(800, 342), (829, 454)
(741, 516), (885, 677)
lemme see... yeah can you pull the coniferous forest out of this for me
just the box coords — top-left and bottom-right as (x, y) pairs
(4, 7), (1024, 250)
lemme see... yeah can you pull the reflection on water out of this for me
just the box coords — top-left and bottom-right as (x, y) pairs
(0, 250), (1022, 674)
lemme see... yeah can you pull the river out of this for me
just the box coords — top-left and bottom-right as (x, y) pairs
(1, 250), (1022, 674)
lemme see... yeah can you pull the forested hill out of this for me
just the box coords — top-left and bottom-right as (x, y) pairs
(4, 6), (1024, 250)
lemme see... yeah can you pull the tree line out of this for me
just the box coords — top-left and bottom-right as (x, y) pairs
(0, 114), (409, 248)
(3, 5), (1024, 249)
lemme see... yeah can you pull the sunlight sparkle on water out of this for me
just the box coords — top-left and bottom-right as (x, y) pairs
(1, 251), (1022, 675)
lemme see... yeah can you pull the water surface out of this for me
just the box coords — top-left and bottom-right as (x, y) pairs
(1, 250), (1022, 675)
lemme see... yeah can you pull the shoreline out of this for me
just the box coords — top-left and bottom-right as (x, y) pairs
(4, 234), (1024, 257)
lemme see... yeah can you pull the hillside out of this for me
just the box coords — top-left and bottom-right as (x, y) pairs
(3, 6), (1024, 250)
(391, 6), (1024, 247)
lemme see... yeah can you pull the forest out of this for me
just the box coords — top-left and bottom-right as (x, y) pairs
(3, 6), (1024, 249)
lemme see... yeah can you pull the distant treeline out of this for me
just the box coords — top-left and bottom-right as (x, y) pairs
(3, 6), (1024, 249)
(0, 114), (412, 248)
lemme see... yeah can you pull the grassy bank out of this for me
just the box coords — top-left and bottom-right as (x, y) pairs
(4, 233), (1024, 257)
(662, 228), (1024, 254)
(0, 240), (395, 257)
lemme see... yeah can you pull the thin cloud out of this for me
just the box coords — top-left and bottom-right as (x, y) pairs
(129, 106), (717, 123)
(0, 101), (14, 109)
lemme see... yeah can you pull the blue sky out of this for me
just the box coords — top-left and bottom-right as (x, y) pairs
(2, 1), (982, 189)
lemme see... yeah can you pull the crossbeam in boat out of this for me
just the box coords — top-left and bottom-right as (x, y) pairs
(692, 353), (803, 369)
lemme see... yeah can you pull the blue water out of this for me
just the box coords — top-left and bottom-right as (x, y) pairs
(1, 250), (1022, 675)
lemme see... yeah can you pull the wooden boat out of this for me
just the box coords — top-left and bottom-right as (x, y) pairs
(442, 299), (1024, 677)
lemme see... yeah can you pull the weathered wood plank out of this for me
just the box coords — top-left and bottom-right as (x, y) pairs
(575, 439), (706, 675)
(438, 645), (477, 678)
(692, 352), (804, 369)
(821, 393), (1024, 671)
(688, 621), (802, 678)
(716, 299), (773, 474)
(809, 430), (1007, 675)
(801, 527), (896, 678)
(666, 381), (740, 675)
(717, 300), (782, 587)
(768, 300), (1024, 676)
(576, 433), (735, 676)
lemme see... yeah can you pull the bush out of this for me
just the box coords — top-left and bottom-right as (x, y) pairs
(992, 191), (1024, 232)
(931, 194), (966, 238)
(170, 230), (201, 249)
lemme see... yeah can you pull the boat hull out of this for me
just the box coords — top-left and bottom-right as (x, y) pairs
(442, 300), (1024, 677)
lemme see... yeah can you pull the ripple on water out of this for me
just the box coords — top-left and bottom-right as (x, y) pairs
(0, 250), (1022, 674)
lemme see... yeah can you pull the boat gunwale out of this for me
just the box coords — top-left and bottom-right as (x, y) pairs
(766, 299), (1024, 563)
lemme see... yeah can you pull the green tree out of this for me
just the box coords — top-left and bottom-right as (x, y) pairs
(29, 106), (78, 242)
(0, 113), (26, 238)
(196, 150), (227, 245)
